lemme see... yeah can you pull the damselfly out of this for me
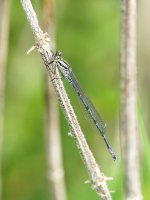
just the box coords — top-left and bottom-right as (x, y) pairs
(51, 51), (116, 161)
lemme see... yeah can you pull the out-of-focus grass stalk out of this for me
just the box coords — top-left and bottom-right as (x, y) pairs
(0, 0), (10, 199)
(120, 0), (142, 199)
(42, 1), (67, 200)
(137, 102), (150, 176)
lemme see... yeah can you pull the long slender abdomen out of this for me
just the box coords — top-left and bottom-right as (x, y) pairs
(71, 80), (116, 160)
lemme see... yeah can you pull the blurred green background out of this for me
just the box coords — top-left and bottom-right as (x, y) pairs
(2, 0), (150, 199)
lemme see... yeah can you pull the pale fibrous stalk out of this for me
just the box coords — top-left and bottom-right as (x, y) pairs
(120, 0), (142, 199)
(42, 0), (67, 200)
(21, 0), (113, 199)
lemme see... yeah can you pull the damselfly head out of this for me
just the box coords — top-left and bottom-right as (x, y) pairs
(55, 51), (62, 59)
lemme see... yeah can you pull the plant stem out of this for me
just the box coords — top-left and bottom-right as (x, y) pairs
(0, 0), (10, 198)
(21, 0), (113, 199)
(120, 0), (142, 199)
(42, 1), (67, 200)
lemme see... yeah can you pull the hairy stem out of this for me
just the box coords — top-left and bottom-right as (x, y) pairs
(21, 0), (112, 199)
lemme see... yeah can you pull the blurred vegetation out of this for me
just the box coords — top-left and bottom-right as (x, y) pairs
(2, 0), (150, 199)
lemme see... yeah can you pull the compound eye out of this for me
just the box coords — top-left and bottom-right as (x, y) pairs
(58, 51), (62, 56)
(56, 51), (62, 57)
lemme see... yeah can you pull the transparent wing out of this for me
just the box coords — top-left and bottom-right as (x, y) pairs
(69, 70), (106, 134)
